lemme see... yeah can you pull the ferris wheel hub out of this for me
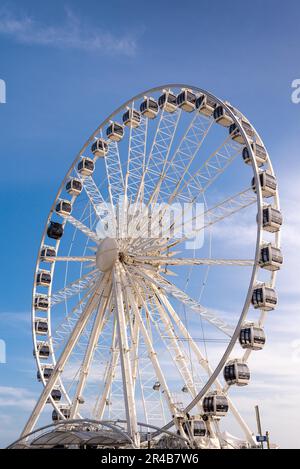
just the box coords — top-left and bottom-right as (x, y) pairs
(96, 237), (119, 272)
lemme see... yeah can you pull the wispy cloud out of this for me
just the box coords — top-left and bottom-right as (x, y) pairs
(0, 386), (37, 410)
(0, 7), (137, 56)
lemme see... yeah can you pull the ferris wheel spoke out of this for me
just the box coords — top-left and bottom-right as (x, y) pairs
(127, 109), (181, 239)
(135, 278), (202, 405)
(138, 109), (181, 202)
(151, 288), (255, 444)
(70, 275), (113, 419)
(156, 114), (215, 204)
(22, 275), (108, 437)
(49, 256), (95, 262)
(125, 108), (148, 203)
(154, 288), (256, 443)
(64, 214), (99, 243)
(157, 291), (211, 372)
(103, 138), (125, 208)
(121, 266), (179, 418)
(52, 287), (96, 346)
(93, 319), (120, 420)
(176, 135), (243, 202)
(131, 266), (234, 337)
(112, 263), (139, 445)
(135, 130), (242, 243)
(77, 173), (115, 223)
(49, 269), (100, 306)
(131, 256), (254, 267)
(157, 187), (256, 252)
(129, 111), (210, 241)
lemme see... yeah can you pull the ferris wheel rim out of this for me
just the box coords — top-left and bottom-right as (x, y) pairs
(29, 84), (280, 446)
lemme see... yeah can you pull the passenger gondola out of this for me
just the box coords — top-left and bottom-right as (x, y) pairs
(223, 360), (250, 386)
(56, 200), (72, 216)
(36, 270), (51, 287)
(203, 392), (228, 417)
(158, 90), (177, 113)
(122, 108), (141, 127)
(34, 295), (49, 311)
(239, 323), (266, 350)
(242, 142), (267, 167)
(106, 121), (124, 141)
(140, 97), (159, 119)
(229, 120), (255, 144)
(252, 284), (277, 311)
(262, 205), (282, 232)
(177, 89), (196, 112)
(195, 94), (216, 116)
(66, 178), (83, 196)
(91, 138), (108, 157)
(259, 243), (283, 271)
(213, 105), (234, 127)
(35, 318), (49, 335)
(47, 221), (64, 240)
(40, 245), (56, 262)
(252, 171), (277, 198)
(77, 157), (95, 176)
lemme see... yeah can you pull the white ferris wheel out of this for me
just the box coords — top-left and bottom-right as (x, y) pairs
(15, 85), (282, 449)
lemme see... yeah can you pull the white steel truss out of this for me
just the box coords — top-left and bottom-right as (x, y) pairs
(26, 85), (280, 450)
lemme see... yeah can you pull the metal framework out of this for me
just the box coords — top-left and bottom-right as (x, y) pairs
(20, 85), (281, 449)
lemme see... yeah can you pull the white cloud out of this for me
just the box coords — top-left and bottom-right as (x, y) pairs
(0, 7), (137, 56)
(0, 386), (37, 410)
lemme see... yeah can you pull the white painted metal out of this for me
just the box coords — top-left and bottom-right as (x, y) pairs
(25, 84), (280, 449)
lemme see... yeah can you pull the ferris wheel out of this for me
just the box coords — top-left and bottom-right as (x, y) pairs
(19, 85), (282, 449)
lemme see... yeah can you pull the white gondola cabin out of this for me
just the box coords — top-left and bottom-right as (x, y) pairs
(36, 270), (51, 287)
(242, 142), (267, 167)
(122, 108), (141, 128)
(34, 295), (49, 311)
(140, 97), (159, 119)
(203, 393), (228, 417)
(195, 94), (216, 116)
(262, 205), (282, 232)
(56, 200), (72, 217)
(259, 243), (283, 271)
(77, 157), (94, 176)
(239, 324), (266, 350)
(252, 171), (277, 198)
(153, 381), (161, 391)
(182, 385), (188, 393)
(223, 359), (250, 386)
(66, 178), (83, 196)
(35, 318), (48, 335)
(177, 89), (196, 112)
(158, 90), (177, 113)
(106, 121), (124, 141)
(47, 221), (64, 240)
(37, 365), (54, 382)
(91, 138), (108, 157)
(213, 105), (234, 127)
(40, 245), (56, 262)
(182, 418), (206, 437)
(52, 407), (71, 422)
(34, 341), (50, 359)
(47, 388), (62, 403)
(229, 120), (255, 144)
(252, 284), (277, 311)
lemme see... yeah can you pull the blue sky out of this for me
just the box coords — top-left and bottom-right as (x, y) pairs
(0, 0), (300, 448)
